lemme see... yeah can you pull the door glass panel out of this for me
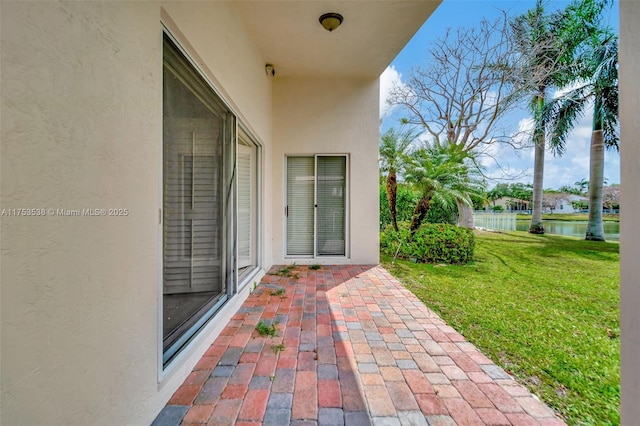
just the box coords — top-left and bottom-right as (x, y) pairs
(316, 156), (346, 256)
(286, 157), (315, 256)
(237, 143), (255, 270)
(163, 35), (229, 365)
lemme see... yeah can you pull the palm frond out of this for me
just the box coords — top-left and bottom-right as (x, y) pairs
(380, 127), (421, 174)
(544, 86), (590, 156)
(404, 143), (485, 221)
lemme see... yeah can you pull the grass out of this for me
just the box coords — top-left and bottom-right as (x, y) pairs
(516, 213), (619, 222)
(271, 343), (285, 354)
(382, 230), (619, 425)
(255, 320), (279, 338)
(270, 265), (299, 278)
(270, 287), (286, 296)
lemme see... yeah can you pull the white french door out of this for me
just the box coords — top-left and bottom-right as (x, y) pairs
(286, 155), (347, 257)
(237, 143), (255, 269)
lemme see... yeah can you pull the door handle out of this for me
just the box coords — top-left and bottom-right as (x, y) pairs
(285, 206), (288, 217)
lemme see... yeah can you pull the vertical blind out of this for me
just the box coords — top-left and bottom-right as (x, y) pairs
(316, 156), (346, 256)
(286, 155), (346, 257)
(286, 157), (315, 256)
(163, 107), (224, 295)
(237, 144), (252, 267)
(163, 33), (234, 365)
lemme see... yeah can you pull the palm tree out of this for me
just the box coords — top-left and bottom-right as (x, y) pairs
(545, 36), (618, 241)
(486, 186), (505, 208)
(511, 1), (567, 234)
(575, 178), (590, 195)
(379, 127), (418, 232)
(511, 0), (608, 234)
(404, 143), (485, 235)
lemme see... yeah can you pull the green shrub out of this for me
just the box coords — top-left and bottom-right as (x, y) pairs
(380, 221), (475, 264)
(425, 203), (459, 225)
(491, 205), (504, 212)
(379, 184), (419, 229)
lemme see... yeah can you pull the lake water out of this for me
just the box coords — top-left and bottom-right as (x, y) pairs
(515, 220), (620, 241)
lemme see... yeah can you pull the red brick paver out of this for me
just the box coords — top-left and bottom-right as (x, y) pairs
(156, 265), (566, 425)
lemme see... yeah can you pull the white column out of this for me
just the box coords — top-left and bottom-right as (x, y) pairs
(620, 1), (640, 422)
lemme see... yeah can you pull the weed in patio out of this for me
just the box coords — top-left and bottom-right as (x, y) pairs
(269, 264), (299, 278)
(255, 320), (279, 337)
(271, 343), (285, 354)
(278, 266), (292, 276)
(270, 287), (285, 296)
(309, 264), (321, 270)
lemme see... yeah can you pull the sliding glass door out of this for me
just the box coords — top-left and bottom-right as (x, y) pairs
(286, 155), (347, 257)
(237, 137), (258, 275)
(316, 156), (346, 256)
(286, 157), (315, 256)
(162, 34), (235, 366)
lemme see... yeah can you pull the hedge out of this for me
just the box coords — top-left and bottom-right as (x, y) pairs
(380, 221), (475, 264)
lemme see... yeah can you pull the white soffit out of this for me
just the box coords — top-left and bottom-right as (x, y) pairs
(233, 0), (442, 78)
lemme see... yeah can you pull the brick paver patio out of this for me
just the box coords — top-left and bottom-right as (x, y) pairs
(153, 265), (565, 426)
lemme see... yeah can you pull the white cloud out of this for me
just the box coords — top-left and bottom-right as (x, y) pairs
(515, 117), (535, 149)
(542, 104), (620, 187)
(379, 65), (405, 119)
(544, 104), (592, 187)
(479, 118), (533, 171)
(483, 105), (621, 188)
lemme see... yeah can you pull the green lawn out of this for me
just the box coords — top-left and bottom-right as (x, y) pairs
(382, 231), (619, 425)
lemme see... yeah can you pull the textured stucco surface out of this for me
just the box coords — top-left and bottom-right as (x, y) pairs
(233, 1), (441, 77)
(620, 1), (640, 423)
(0, 0), (413, 424)
(272, 77), (380, 265)
(0, 2), (271, 424)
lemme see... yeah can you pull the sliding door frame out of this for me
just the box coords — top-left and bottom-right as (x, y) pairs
(237, 127), (262, 288)
(159, 26), (263, 378)
(284, 154), (349, 259)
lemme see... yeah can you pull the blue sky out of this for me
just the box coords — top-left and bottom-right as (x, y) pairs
(380, 0), (620, 189)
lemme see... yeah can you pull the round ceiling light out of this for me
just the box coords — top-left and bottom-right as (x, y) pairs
(319, 13), (343, 32)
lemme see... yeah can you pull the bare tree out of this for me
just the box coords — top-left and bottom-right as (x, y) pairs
(387, 15), (525, 228)
(601, 185), (620, 213)
(541, 192), (567, 214)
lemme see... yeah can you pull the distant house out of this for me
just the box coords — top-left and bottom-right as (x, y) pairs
(488, 194), (588, 214)
(556, 194), (589, 213)
(542, 193), (589, 213)
(488, 196), (531, 212)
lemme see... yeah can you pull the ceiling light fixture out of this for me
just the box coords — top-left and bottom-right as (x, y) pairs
(319, 13), (343, 32)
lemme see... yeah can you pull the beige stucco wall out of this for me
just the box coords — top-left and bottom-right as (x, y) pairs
(620, 1), (640, 423)
(0, 2), (272, 424)
(271, 77), (380, 265)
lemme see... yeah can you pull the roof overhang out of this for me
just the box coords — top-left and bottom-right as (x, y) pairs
(233, 1), (442, 78)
